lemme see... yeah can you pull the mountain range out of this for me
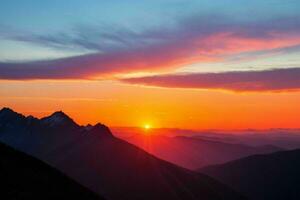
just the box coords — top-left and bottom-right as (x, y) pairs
(192, 132), (300, 149)
(124, 134), (281, 169)
(0, 108), (245, 200)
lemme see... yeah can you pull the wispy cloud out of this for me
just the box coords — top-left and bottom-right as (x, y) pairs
(120, 68), (300, 92)
(1, 13), (300, 80)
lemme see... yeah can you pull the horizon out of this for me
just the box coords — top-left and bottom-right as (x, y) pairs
(2, 107), (300, 133)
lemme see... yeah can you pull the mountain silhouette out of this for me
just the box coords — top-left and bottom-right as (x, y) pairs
(0, 107), (246, 200)
(200, 149), (300, 200)
(0, 141), (104, 199)
(41, 110), (79, 129)
(192, 133), (300, 149)
(125, 134), (281, 169)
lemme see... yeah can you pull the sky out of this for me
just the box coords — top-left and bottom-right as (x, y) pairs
(0, 0), (300, 129)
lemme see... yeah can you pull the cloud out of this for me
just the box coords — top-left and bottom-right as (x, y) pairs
(0, 43), (216, 80)
(1, 13), (300, 80)
(120, 68), (300, 92)
(226, 44), (300, 63)
(4, 14), (300, 52)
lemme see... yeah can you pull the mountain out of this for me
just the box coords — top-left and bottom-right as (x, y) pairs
(0, 108), (245, 200)
(41, 110), (79, 129)
(192, 131), (300, 149)
(200, 149), (300, 200)
(0, 141), (104, 199)
(124, 134), (281, 169)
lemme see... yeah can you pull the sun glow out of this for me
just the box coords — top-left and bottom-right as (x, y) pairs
(144, 124), (151, 130)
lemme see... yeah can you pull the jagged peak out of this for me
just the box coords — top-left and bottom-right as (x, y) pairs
(84, 124), (93, 131)
(26, 115), (39, 124)
(0, 107), (17, 115)
(0, 107), (14, 113)
(51, 111), (69, 118)
(41, 110), (79, 128)
(26, 115), (36, 119)
(88, 123), (114, 138)
(0, 108), (113, 137)
(0, 107), (24, 119)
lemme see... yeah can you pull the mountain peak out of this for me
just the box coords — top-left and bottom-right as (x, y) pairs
(41, 111), (79, 128)
(0, 107), (16, 116)
(51, 110), (68, 117)
(0, 107), (24, 121)
(88, 123), (113, 138)
(84, 124), (93, 131)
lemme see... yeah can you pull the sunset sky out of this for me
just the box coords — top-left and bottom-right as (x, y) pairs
(1, 0), (300, 129)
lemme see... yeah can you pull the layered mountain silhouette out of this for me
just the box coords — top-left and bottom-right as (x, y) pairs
(0, 108), (245, 200)
(125, 134), (281, 169)
(201, 149), (300, 200)
(192, 132), (300, 149)
(0, 141), (104, 199)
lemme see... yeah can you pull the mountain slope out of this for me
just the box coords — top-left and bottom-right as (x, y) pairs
(50, 130), (245, 200)
(200, 149), (300, 200)
(0, 107), (245, 200)
(0, 142), (104, 199)
(125, 134), (281, 169)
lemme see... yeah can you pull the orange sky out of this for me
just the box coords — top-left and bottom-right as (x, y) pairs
(1, 80), (299, 130)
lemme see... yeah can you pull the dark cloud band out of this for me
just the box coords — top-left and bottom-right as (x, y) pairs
(121, 68), (300, 92)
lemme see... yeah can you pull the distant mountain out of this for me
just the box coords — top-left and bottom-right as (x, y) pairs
(113, 127), (300, 150)
(0, 141), (103, 199)
(0, 108), (245, 200)
(192, 132), (300, 149)
(125, 134), (282, 169)
(200, 149), (300, 200)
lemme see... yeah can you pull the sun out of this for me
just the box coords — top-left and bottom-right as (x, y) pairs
(144, 124), (151, 130)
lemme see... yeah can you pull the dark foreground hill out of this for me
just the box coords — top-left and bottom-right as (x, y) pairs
(0, 142), (104, 200)
(0, 107), (245, 200)
(201, 149), (300, 200)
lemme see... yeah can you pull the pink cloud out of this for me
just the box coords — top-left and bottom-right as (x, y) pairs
(1, 22), (300, 80)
